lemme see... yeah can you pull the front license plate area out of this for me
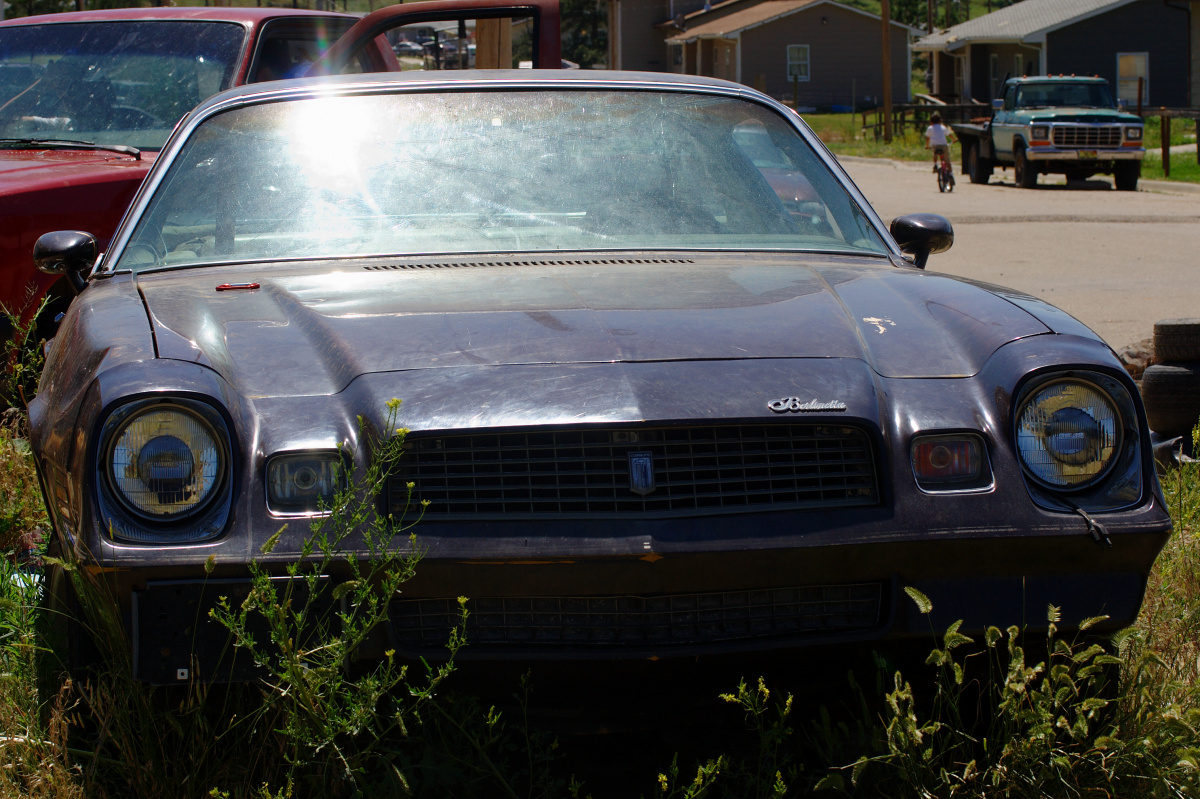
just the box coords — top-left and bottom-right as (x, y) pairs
(1077, 150), (1098, 159)
(133, 577), (333, 684)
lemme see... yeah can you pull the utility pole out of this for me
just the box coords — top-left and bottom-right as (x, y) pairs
(927, 0), (934, 31)
(881, 0), (893, 142)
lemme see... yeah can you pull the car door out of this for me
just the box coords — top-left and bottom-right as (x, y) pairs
(991, 82), (1018, 159)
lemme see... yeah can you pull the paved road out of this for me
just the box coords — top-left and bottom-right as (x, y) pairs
(837, 156), (1200, 349)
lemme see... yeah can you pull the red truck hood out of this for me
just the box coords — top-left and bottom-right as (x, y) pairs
(0, 148), (157, 186)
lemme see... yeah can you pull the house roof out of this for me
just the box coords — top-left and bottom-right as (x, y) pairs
(665, 0), (918, 43)
(914, 0), (1139, 51)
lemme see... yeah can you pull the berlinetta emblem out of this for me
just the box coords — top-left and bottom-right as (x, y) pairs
(628, 452), (656, 496)
(767, 397), (848, 413)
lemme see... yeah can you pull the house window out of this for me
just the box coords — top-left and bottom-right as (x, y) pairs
(1117, 52), (1149, 104)
(1014, 53), (1024, 77)
(787, 45), (810, 82)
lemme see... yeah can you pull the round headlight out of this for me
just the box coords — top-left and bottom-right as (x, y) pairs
(107, 405), (226, 519)
(1016, 380), (1122, 490)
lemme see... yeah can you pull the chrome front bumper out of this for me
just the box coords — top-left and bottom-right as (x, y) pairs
(1027, 147), (1144, 161)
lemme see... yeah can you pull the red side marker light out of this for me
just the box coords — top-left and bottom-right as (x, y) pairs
(215, 283), (260, 292)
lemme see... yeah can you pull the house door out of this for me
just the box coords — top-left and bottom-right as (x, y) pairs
(1117, 52), (1149, 105)
(713, 40), (734, 81)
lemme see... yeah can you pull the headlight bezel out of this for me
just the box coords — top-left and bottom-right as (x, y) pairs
(1125, 126), (1143, 141)
(1012, 369), (1144, 512)
(1030, 124), (1051, 141)
(96, 396), (235, 544)
(265, 449), (349, 517)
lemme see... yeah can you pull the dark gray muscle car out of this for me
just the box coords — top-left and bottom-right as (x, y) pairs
(28, 70), (1171, 685)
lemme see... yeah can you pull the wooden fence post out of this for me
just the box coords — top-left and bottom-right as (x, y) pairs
(1162, 113), (1170, 178)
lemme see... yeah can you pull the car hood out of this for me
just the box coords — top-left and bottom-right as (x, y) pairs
(1021, 109), (1141, 124)
(0, 148), (155, 187)
(137, 254), (1051, 397)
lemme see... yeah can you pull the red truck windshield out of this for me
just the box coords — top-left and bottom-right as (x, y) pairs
(0, 21), (245, 150)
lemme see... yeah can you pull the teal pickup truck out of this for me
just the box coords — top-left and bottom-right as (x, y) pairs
(951, 75), (1144, 190)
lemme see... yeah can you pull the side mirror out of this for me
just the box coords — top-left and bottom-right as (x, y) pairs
(991, 98), (1004, 110)
(34, 231), (97, 296)
(890, 214), (953, 269)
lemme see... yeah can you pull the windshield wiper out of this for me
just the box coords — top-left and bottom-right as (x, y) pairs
(0, 138), (140, 159)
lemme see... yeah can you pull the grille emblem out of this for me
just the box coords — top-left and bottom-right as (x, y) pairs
(768, 397), (848, 413)
(628, 452), (656, 496)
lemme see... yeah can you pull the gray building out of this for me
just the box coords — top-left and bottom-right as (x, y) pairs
(658, 0), (914, 106)
(914, 0), (1189, 107)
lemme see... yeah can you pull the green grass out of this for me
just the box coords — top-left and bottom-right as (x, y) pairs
(802, 112), (934, 162)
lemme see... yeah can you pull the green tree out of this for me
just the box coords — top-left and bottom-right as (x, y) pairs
(561, 0), (606, 68)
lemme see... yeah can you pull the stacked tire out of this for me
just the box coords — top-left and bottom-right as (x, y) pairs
(1140, 319), (1200, 438)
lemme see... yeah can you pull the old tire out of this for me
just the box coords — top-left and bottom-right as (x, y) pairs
(967, 143), (992, 184)
(1141, 363), (1200, 437)
(1154, 318), (1200, 362)
(1014, 144), (1038, 189)
(1114, 161), (1140, 192)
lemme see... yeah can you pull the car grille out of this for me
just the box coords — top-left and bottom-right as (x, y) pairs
(1051, 125), (1122, 148)
(388, 583), (883, 651)
(388, 423), (878, 518)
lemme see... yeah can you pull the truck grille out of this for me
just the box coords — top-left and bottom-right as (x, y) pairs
(389, 423), (878, 518)
(388, 583), (883, 651)
(1052, 125), (1122, 148)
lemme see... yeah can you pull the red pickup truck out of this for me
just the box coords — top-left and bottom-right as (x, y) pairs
(0, 0), (559, 340)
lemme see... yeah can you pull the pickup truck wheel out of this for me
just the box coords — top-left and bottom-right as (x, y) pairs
(1114, 161), (1140, 191)
(1014, 145), (1038, 189)
(967, 143), (992, 184)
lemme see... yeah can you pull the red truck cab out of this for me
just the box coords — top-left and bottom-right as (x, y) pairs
(0, 7), (398, 334)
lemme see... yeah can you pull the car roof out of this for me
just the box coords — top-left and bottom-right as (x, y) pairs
(196, 69), (761, 113)
(0, 7), (358, 26)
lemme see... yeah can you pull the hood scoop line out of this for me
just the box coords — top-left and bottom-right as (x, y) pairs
(363, 257), (696, 272)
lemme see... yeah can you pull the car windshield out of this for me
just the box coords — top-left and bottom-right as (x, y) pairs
(115, 90), (889, 270)
(0, 21), (245, 150)
(1015, 82), (1115, 109)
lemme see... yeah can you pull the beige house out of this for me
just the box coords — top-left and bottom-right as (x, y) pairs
(609, 0), (914, 107)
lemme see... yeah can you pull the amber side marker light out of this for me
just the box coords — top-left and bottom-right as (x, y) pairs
(911, 434), (992, 492)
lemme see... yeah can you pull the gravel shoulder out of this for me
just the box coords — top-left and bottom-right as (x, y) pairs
(837, 156), (1200, 348)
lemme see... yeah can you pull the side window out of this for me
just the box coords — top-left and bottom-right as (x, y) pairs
(249, 18), (365, 83)
(786, 45), (809, 82)
(1003, 84), (1016, 111)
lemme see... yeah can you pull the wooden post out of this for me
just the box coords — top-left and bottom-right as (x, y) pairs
(793, 74), (799, 108)
(927, 0), (934, 31)
(475, 18), (513, 69)
(755, 74), (767, 93)
(881, 0), (892, 142)
(1162, 113), (1171, 177)
(1137, 77), (1144, 118)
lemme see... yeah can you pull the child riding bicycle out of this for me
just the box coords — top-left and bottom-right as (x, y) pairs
(925, 112), (955, 174)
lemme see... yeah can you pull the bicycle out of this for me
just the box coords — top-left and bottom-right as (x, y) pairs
(936, 152), (955, 193)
